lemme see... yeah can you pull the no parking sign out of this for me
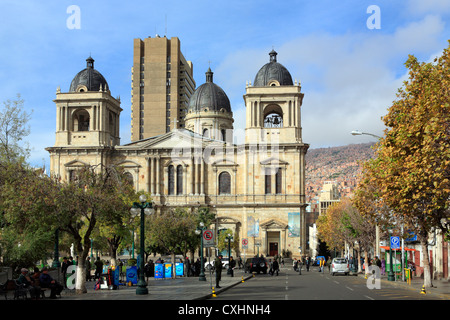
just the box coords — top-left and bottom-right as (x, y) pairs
(203, 229), (215, 247)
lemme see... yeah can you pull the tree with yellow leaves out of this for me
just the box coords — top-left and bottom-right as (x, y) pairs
(356, 41), (450, 288)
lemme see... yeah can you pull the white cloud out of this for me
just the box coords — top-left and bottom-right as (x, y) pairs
(218, 14), (447, 149)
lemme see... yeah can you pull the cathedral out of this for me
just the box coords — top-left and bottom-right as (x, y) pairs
(46, 49), (310, 259)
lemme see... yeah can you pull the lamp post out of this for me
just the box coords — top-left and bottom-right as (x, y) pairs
(195, 222), (207, 281)
(388, 229), (395, 281)
(226, 234), (233, 275)
(130, 194), (154, 295)
(52, 229), (61, 268)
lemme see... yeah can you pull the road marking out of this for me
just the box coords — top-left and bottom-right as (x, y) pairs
(285, 294), (289, 300)
(333, 281), (340, 285)
(364, 295), (375, 300)
(346, 286), (354, 291)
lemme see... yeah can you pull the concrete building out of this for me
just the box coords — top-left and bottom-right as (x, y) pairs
(47, 49), (310, 259)
(131, 36), (195, 140)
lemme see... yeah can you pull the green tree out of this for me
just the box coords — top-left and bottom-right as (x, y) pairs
(147, 208), (197, 278)
(0, 94), (32, 163)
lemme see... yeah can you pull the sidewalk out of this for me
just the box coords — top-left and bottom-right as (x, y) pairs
(356, 271), (450, 300)
(60, 268), (252, 300)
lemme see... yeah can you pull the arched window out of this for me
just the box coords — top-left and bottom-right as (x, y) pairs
(275, 167), (282, 194)
(176, 165), (183, 195)
(218, 171), (231, 195)
(74, 109), (90, 131)
(221, 129), (226, 142)
(168, 165), (175, 195)
(202, 128), (209, 138)
(124, 172), (134, 187)
(263, 105), (283, 128)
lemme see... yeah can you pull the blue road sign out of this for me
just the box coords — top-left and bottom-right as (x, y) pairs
(390, 236), (400, 249)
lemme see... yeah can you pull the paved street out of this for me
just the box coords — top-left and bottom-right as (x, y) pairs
(214, 265), (449, 300)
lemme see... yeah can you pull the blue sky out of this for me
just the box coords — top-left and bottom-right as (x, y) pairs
(0, 0), (449, 169)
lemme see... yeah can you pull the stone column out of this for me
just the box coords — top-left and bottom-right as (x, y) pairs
(156, 157), (161, 195)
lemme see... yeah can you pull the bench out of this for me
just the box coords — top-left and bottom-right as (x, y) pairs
(0, 280), (29, 300)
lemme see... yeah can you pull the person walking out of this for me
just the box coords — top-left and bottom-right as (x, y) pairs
(272, 259), (279, 276)
(214, 255), (223, 288)
(326, 256), (332, 273)
(61, 257), (70, 288)
(85, 257), (92, 282)
(94, 257), (103, 281)
(305, 256), (310, 272)
(228, 256), (236, 277)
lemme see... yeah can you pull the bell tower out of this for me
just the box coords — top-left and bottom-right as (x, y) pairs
(53, 57), (122, 148)
(244, 50), (304, 145)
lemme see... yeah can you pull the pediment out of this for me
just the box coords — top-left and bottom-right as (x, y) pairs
(64, 160), (90, 168)
(117, 129), (222, 151)
(211, 158), (239, 167)
(260, 157), (289, 166)
(115, 160), (141, 168)
(260, 218), (288, 230)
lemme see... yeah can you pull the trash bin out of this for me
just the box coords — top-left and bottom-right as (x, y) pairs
(175, 262), (184, 277)
(155, 263), (164, 279)
(164, 263), (173, 278)
(126, 266), (138, 285)
(404, 268), (411, 285)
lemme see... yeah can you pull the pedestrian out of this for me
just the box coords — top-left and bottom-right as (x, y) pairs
(326, 256), (332, 273)
(272, 259), (279, 276)
(94, 256), (103, 280)
(268, 259), (273, 275)
(238, 256), (243, 269)
(144, 260), (152, 282)
(293, 258), (298, 271)
(305, 256), (310, 272)
(85, 256), (92, 281)
(214, 255), (223, 288)
(381, 257), (386, 275)
(185, 257), (191, 277)
(61, 257), (70, 288)
(228, 256), (236, 277)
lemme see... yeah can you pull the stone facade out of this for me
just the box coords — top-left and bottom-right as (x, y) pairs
(47, 50), (310, 259)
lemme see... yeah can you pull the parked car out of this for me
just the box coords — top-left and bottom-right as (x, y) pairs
(205, 257), (229, 271)
(330, 258), (349, 276)
(249, 257), (268, 274)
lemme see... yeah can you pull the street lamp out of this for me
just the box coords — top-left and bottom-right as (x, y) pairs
(351, 130), (381, 139)
(226, 234), (233, 275)
(195, 222), (207, 281)
(130, 194), (154, 295)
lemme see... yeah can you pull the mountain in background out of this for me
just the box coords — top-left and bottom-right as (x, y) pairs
(305, 142), (376, 204)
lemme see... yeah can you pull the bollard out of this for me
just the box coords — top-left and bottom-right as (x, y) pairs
(420, 285), (426, 295)
(212, 286), (217, 298)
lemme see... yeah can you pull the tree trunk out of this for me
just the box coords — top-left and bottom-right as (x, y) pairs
(421, 240), (433, 288)
(171, 252), (176, 279)
(364, 250), (369, 275)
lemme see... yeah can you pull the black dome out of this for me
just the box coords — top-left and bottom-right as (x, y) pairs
(188, 68), (231, 113)
(253, 50), (293, 86)
(69, 57), (109, 92)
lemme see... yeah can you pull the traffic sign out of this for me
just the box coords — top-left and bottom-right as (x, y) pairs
(242, 238), (248, 249)
(390, 236), (400, 250)
(203, 229), (215, 247)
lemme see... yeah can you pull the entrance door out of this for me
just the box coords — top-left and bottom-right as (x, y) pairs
(269, 242), (278, 256)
